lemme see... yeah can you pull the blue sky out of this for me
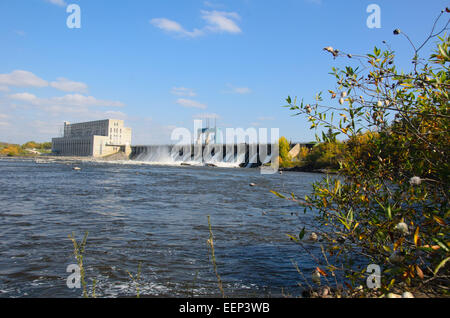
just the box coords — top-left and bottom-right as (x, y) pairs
(0, 0), (447, 144)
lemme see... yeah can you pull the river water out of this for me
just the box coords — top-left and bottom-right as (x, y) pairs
(0, 158), (324, 298)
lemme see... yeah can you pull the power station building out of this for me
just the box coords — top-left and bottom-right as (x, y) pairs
(52, 119), (132, 157)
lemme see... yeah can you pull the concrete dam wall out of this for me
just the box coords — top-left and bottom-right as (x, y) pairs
(130, 144), (274, 167)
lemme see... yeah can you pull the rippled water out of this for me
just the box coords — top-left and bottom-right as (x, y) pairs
(0, 158), (324, 298)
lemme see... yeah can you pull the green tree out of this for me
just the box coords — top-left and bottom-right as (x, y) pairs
(278, 136), (292, 167)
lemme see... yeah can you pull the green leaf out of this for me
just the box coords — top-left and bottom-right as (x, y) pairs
(299, 227), (306, 240)
(387, 205), (392, 220)
(347, 208), (354, 224)
(434, 257), (450, 276)
(432, 238), (449, 252)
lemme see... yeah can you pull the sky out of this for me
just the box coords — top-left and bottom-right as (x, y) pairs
(0, 0), (448, 144)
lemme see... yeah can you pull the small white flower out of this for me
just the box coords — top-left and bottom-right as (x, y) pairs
(387, 293), (402, 298)
(312, 270), (321, 284)
(339, 98), (344, 105)
(384, 100), (390, 106)
(409, 176), (422, 186)
(377, 100), (383, 107)
(395, 222), (409, 235)
(341, 91), (347, 98)
(309, 232), (318, 242)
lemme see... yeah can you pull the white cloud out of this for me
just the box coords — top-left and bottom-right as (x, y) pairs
(0, 70), (48, 88)
(45, 0), (67, 7)
(50, 78), (88, 93)
(176, 98), (207, 109)
(9, 92), (125, 108)
(225, 84), (251, 94)
(151, 18), (184, 33)
(171, 87), (196, 97)
(9, 92), (38, 103)
(151, 10), (241, 38)
(233, 87), (251, 94)
(150, 18), (203, 38)
(201, 10), (241, 34)
(0, 70), (90, 93)
(52, 94), (124, 107)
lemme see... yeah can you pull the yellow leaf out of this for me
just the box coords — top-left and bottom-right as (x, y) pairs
(414, 227), (420, 247)
(286, 234), (298, 242)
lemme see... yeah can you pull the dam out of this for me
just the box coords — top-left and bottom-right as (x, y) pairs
(130, 144), (275, 167)
(130, 142), (315, 167)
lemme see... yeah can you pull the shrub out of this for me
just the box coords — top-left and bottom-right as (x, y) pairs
(280, 12), (449, 296)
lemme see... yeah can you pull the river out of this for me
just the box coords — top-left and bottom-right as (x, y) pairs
(0, 158), (324, 297)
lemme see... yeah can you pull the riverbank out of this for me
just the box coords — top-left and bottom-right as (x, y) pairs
(278, 165), (338, 174)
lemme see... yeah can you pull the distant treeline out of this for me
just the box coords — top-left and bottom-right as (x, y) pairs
(0, 141), (52, 156)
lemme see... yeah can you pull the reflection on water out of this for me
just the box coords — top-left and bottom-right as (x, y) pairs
(0, 158), (323, 297)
